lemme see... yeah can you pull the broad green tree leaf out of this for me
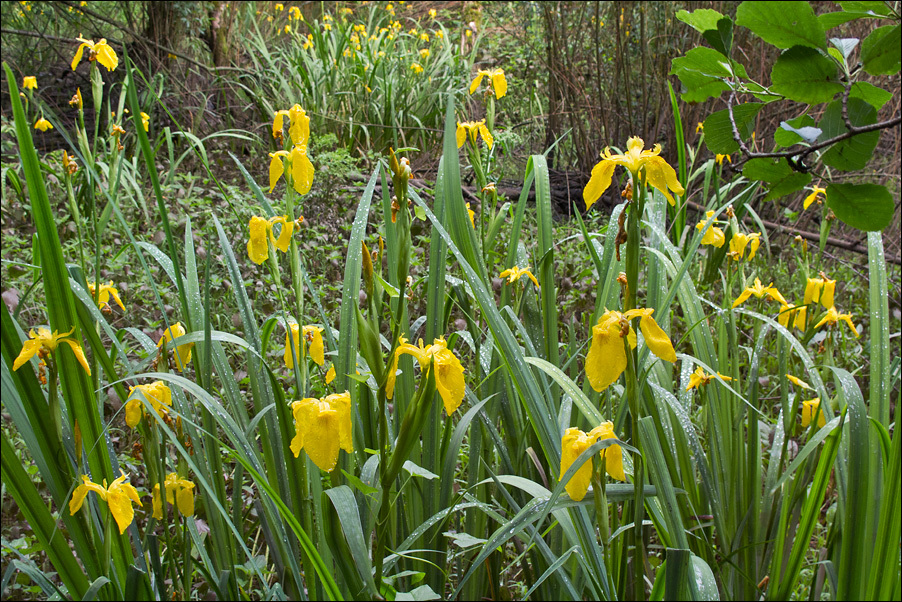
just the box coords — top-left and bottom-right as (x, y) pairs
(671, 47), (748, 102)
(742, 157), (811, 201)
(771, 46), (843, 104)
(736, 1), (826, 50)
(676, 8), (725, 32)
(702, 18), (735, 57)
(829, 37), (859, 61)
(860, 24), (901, 75)
(819, 98), (880, 171)
(849, 82), (893, 109)
(703, 103), (764, 154)
(826, 183), (893, 231)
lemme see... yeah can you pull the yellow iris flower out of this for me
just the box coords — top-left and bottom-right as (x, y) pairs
(560, 423), (625, 501)
(22, 76), (37, 90)
(69, 88), (83, 109)
(152, 473), (195, 519)
(140, 112), (150, 132)
(732, 278), (784, 309)
(124, 381), (173, 428)
(715, 153), (731, 165)
(157, 322), (193, 371)
(285, 324), (325, 369)
(34, 117), (53, 132)
(269, 147), (314, 195)
(803, 276), (835, 310)
(386, 337), (465, 416)
(69, 472), (142, 534)
(469, 68), (508, 99)
(325, 364), (336, 384)
(410, 62), (424, 74)
(499, 265), (540, 288)
(583, 136), (684, 211)
(801, 398), (825, 428)
(585, 309), (675, 393)
(685, 366), (732, 391)
(13, 326), (90, 375)
(247, 215), (294, 265)
(71, 37), (118, 71)
(289, 6), (302, 20)
(87, 281), (125, 312)
(696, 211), (725, 248)
(814, 306), (858, 337)
(778, 303), (807, 331)
(272, 104), (310, 147)
(290, 392), (354, 472)
(729, 232), (761, 261)
(456, 120), (493, 149)
(803, 186), (826, 210)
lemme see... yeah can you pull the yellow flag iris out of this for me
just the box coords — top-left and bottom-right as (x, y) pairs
(13, 326), (91, 375)
(814, 306), (858, 337)
(124, 381), (173, 428)
(584, 136), (684, 210)
(269, 147), (314, 195)
(34, 117), (53, 132)
(290, 392), (354, 472)
(386, 337), (466, 416)
(803, 276), (836, 310)
(157, 322), (193, 371)
(247, 215), (295, 265)
(732, 278), (785, 309)
(685, 366), (732, 391)
(560, 423), (625, 501)
(22, 76), (37, 90)
(729, 232), (761, 261)
(499, 265), (540, 288)
(71, 37), (118, 71)
(69, 472), (142, 534)
(803, 186), (826, 210)
(152, 473), (195, 519)
(469, 68), (507, 99)
(285, 324), (325, 369)
(696, 211), (725, 248)
(456, 120), (493, 149)
(87, 281), (125, 312)
(585, 309), (675, 393)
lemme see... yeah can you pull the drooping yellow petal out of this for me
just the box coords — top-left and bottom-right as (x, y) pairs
(71, 41), (88, 71)
(585, 312), (629, 392)
(176, 482), (195, 516)
(288, 105), (310, 147)
(625, 309), (676, 363)
(34, 118), (53, 132)
(469, 71), (486, 95)
(583, 159), (617, 211)
(820, 278), (836, 309)
(456, 123), (466, 148)
(590, 422), (625, 482)
(290, 146), (315, 195)
(290, 396), (351, 472)
(326, 365), (336, 384)
(560, 428), (594, 501)
(303, 325), (325, 366)
(247, 216), (271, 265)
(273, 111), (286, 139)
(803, 187), (825, 210)
(23, 76), (37, 90)
(432, 343), (466, 415)
(269, 152), (286, 192)
(12, 338), (42, 371)
(158, 322), (192, 371)
(490, 69), (507, 99)
(325, 391), (354, 455)
(125, 398), (143, 428)
(94, 39), (118, 71)
(786, 374), (812, 389)
(69, 476), (106, 515)
(478, 123), (494, 149)
(62, 338), (91, 375)
(270, 216), (294, 253)
(642, 156), (683, 206)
